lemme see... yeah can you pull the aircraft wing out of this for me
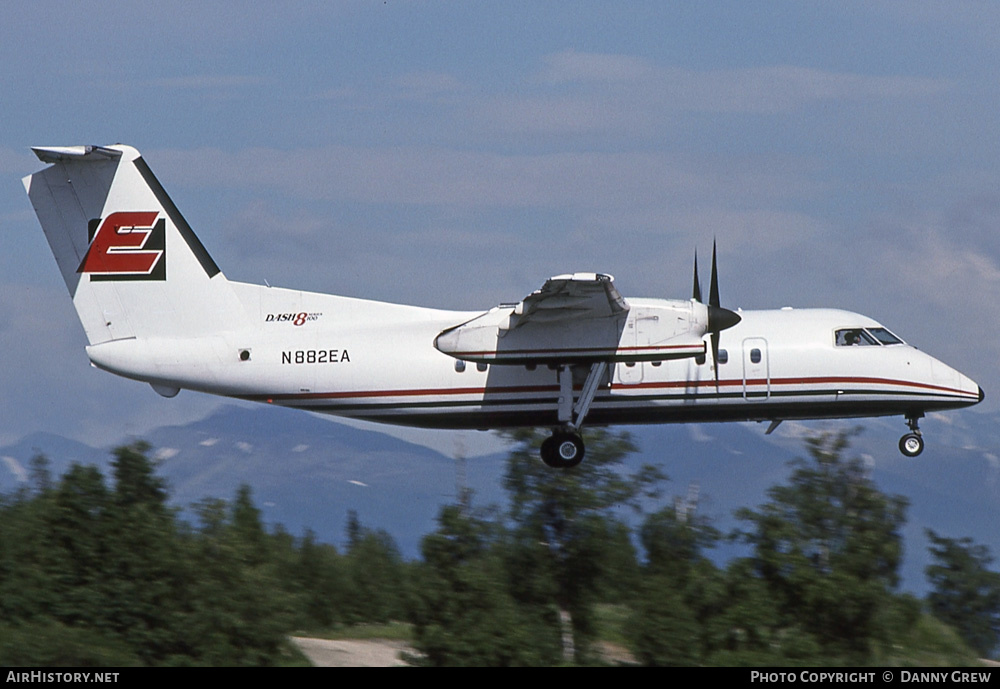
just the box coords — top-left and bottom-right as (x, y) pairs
(435, 273), (634, 364)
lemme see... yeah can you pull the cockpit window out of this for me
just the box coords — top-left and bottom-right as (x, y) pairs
(836, 329), (877, 346)
(867, 327), (904, 345)
(835, 327), (905, 347)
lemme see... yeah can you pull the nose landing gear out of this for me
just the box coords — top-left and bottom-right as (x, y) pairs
(899, 414), (924, 457)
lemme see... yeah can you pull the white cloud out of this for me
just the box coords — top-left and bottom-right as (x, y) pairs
(476, 53), (950, 138)
(889, 223), (1000, 311)
(536, 51), (945, 106)
(392, 71), (467, 101)
(149, 74), (269, 90)
(2, 456), (27, 483)
(539, 50), (658, 84)
(153, 145), (825, 214)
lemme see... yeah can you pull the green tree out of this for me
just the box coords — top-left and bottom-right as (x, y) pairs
(101, 443), (185, 662)
(410, 505), (559, 666)
(640, 502), (719, 583)
(0, 443), (307, 666)
(343, 518), (407, 624)
(627, 575), (701, 666)
(502, 428), (664, 662)
(702, 558), (797, 665)
(290, 528), (349, 629)
(595, 517), (641, 604)
(179, 491), (293, 665)
(926, 529), (1000, 658)
(47, 464), (112, 629)
(28, 453), (53, 496)
(0, 620), (139, 667)
(734, 430), (908, 662)
(346, 509), (362, 551)
(628, 503), (722, 664)
(0, 464), (60, 623)
(231, 483), (268, 564)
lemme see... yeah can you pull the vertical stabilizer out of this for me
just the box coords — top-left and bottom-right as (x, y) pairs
(23, 145), (247, 345)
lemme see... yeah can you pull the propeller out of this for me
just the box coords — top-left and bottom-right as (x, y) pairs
(692, 249), (702, 304)
(692, 241), (741, 390)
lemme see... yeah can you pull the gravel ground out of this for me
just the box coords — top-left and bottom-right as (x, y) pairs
(291, 637), (414, 667)
(290, 636), (635, 666)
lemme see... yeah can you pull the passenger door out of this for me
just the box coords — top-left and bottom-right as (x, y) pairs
(742, 338), (770, 400)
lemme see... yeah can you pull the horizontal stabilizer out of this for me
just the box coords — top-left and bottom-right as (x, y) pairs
(31, 145), (123, 163)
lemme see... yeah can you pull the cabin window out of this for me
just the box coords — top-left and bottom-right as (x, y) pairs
(454, 360), (466, 373)
(717, 349), (728, 364)
(750, 348), (761, 364)
(477, 362), (488, 372)
(695, 353), (706, 365)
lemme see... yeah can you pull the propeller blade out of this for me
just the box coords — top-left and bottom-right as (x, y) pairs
(692, 250), (702, 303)
(705, 242), (741, 335)
(711, 330), (721, 391)
(709, 241), (720, 308)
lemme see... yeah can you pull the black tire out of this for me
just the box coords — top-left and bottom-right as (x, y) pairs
(899, 433), (924, 457)
(540, 436), (559, 467)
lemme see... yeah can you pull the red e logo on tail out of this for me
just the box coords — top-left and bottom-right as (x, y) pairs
(78, 212), (166, 280)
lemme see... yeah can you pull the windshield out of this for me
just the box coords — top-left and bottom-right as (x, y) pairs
(836, 327), (905, 347)
(866, 327), (904, 345)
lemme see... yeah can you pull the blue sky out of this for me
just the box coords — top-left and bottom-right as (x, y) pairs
(2, 1), (998, 448)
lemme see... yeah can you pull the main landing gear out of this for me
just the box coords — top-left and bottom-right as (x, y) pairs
(899, 413), (925, 457)
(541, 431), (585, 468)
(540, 362), (607, 469)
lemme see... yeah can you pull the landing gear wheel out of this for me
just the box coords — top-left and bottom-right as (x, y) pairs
(540, 436), (559, 468)
(899, 432), (924, 457)
(540, 432), (585, 468)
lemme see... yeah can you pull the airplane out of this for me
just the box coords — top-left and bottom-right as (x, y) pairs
(23, 144), (984, 468)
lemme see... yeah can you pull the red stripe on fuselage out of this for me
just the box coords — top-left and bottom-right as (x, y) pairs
(250, 374), (976, 404)
(444, 343), (704, 358)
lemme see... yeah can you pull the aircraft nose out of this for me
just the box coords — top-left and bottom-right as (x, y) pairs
(979, 386), (986, 403)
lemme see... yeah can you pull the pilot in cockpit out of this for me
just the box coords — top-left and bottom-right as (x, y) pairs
(836, 329), (863, 346)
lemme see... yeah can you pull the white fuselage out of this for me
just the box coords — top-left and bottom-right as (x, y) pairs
(85, 282), (983, 430)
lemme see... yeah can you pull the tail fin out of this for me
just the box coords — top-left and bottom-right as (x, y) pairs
(23, 145), (246, 344)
